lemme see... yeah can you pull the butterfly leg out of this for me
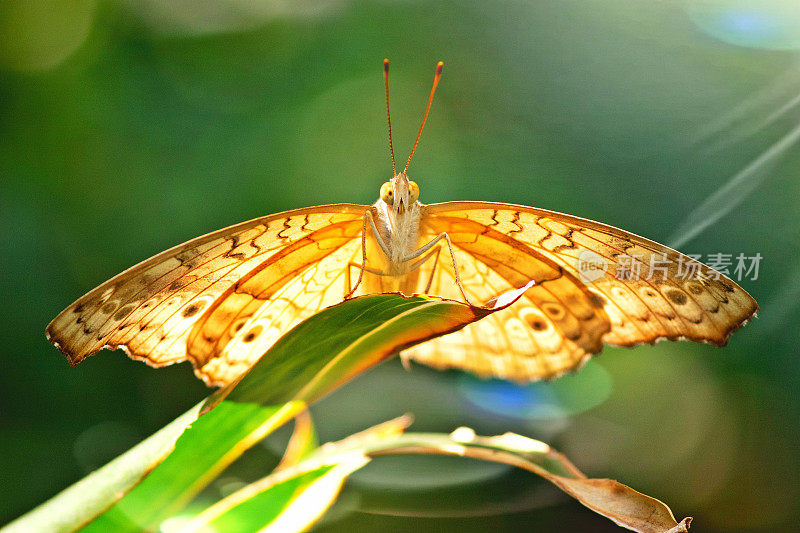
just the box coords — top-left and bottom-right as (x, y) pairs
(401, 245), (441, 293)
(344, 211), (392, 299)
(403, 233), (474, 305)
(346, 245), (440, 298)
(345, 262), (387, 298)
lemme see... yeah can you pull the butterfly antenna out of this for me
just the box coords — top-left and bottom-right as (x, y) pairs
(383, 58), (396, 176)
(404, 60), (443, 174)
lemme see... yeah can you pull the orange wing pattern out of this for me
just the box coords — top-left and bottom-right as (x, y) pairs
(403, 202), (758, 381)
(46, 204), (369, 385)
(48, 199), (758, 386)
(184, 222), (368, 385)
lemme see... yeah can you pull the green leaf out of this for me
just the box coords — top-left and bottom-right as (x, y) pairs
(224, 293), (499, 406)
(7, 294), (505, 533)
(85, 294), (492, 532)
(274, 409), (318, 471)
(180, 454), (371, 533)
(177, 416), (413, 533)
(0, 403), (205, 533)
(80, 401), (306, 533)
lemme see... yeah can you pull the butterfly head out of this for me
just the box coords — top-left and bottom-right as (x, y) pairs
(380, 172), (419, 216)
(377, 59), (438, 220)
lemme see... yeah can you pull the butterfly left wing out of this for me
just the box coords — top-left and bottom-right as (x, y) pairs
(183, 222), (371, 385)
(46, 204), (370, 386)
(403, 202), (758, 381)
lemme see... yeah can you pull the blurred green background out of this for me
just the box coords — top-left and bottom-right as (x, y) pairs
(1, 0), (799, 531)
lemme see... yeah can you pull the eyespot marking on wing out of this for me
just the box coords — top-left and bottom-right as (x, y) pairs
(411, 202), (758, 382)
(666, 289), (688, 306)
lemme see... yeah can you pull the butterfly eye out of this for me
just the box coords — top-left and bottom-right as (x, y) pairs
(408, 181), (420, 203)
(380, 182), (394, 205)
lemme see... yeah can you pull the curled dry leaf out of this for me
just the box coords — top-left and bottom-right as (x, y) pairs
(312, 426), (692, 533)
(184, 419), (692, 533)
(546, 477), (691, 533)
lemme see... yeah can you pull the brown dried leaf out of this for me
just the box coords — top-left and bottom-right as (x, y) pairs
(329, 428), (692, 533)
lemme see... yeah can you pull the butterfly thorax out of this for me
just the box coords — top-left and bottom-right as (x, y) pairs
(374, 172), (422, 274)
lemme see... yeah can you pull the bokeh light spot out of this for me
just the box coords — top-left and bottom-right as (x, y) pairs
(127, 0), (348, 36)
(72, 421), (140, 474)
(0, 0), (97, 72)
(686, 0), (800, 50)
(456, 360), (613, 421)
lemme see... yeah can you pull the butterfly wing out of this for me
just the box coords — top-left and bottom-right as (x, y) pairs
(46, 204), (370, 385)
(404, 202), (758, 381)
(183, 219), (369, 385)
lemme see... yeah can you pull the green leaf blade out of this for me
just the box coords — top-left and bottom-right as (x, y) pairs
(12, 293), (498, 533)
(80, 401), (304, 533)
(228, 294), (487, 405)
(183, 457), (369, 533)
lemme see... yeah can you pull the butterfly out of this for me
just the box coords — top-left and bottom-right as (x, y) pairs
(47, 60), (758, 387)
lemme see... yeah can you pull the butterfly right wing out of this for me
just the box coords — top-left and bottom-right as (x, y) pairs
(46, 204), (369, 384)
(402, 201), (758, 382)
(403, 212), (610, 380)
